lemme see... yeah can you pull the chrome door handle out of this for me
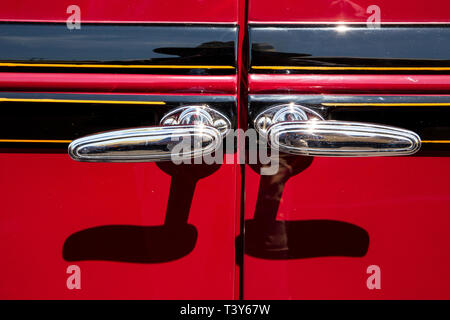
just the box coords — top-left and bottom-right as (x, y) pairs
(69, 105), (231, 162)
(254, 104), (421, 157)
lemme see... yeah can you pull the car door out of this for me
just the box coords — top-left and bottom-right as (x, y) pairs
(0, 0), (242, 299)
(244, 0), (450, 299)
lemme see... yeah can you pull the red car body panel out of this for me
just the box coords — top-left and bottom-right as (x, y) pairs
(244, 0), (450, 299)
(0, 1), (241, 299)
(0, 73), (237, 94)
(249, 75), (450, 94)
(0, 155), (238, 299)
(244, 156), (450, 299)
(0, 0), (238, 23)
(249, 0), (450, 23)
(1, 0), (450, 300)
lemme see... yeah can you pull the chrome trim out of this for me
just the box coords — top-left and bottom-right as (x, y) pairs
(268, 120), (421, 157)
(254, 103), (324, 138)
(161, 105), (231, 137)
(69, 105), (230, 162)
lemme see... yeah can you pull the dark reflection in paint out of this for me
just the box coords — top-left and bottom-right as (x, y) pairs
(63, 224), (198, 263)
(242, 155), (369, 260)
(0, 23), (237, 74)
(63, 163), (220, 263)
(250, 26), (450, 74)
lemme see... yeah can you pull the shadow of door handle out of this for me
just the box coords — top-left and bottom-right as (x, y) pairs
(255, 104), (421, 157)
(68, 105), (231, 162)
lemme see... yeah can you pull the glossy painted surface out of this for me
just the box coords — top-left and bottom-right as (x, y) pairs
(248, 95), (450, 155)
(0, 154), (237, 299)
(0, 23), (237, 75)
(0, 0), (241, 300)
(3, 0), (450, 301)
(245, 0), (450, 299)
(249, 0), (450, 23)
(0, 94), (239, 299)
(250, 26), (450, 74)
(249, 74), (450, 94)
(244, 156), (450, 299)
(0, 93), (236, 149)
(0, 73), (237, 94)
(0, 0), (238, 23)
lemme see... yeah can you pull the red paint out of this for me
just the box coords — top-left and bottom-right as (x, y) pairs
(0, 154), (237, 299)
(246, 0), (450, 299)
(244, 157), (450, 299)
(249, 74), (450, 94)
(0, 0), (238, 23)
(250, 0), (450, 23)
(0, 0), (242, 299)
(0, 73), (237, 94)
(3, 0), (450, 301)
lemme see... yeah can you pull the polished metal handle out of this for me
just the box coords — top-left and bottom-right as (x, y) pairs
(268, 120), (421, 157)
(255, 104), (421, 157)
(69, 105), (230, 162)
